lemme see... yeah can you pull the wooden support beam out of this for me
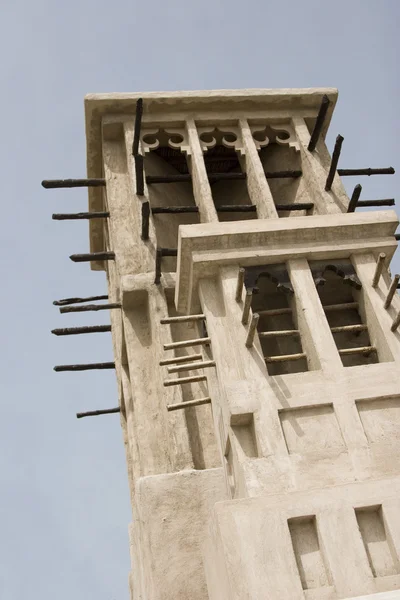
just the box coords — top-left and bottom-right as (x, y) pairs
(256, 307), (292, 316)
(59, 302), (121, 314)
(241, 289), (253, 325)
(163, 337), (211, 351)
(396, 234), (400, 241)
(391, 311), (400, 332)
(53, 295), (108, 306)
(276, 203), (314, 211)
(372, 253), (386, 288)
(357, 199), (395, 208)
(347, 184), (363, 213)
(77, 407), (120, 419)
(160, 314), (205, 324)
(307, 94), (330, 152)
(154, 248), (178, 285)
(146, 170), (302, 184)
(54, 362), (115, 372)
(323, 302), (359, 312)
(159, 354), (203, 366)
(132, 98), (143, 156)
(258, 329), (300, 337)
(70, 251), (115, 263)
(41, 178), (106, 188)
(167, 360), (216, 374)
(384, 275), (400, 309)
(163, 374), (207, 387)
(338, 346), (376, 356)
(245, 313), (259, 348)
(141, 201), (150, 240)
(235, 268), (245, 302)
(152, 206), (199, 214)
(52, 212), (110, 220)
(52, 325), (112, 336)
(265, 352), (306, 363)
(338, 167), (395, 177)
(330, 324), (368, 333)
(325, 134), (344, 191)
(216, 205), (256, 212)
(134, 154), (144, 196)
(167, 397), (211, 411)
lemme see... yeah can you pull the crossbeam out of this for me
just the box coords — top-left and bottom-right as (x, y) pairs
(167, 397), (211, 411)
(70, 252), (115, 263)
(51, 325), (112, 336)
(53, 295), (108, 306)
(59, 302), (121, 314)
(42, 178), (106, 188)
(52, 212), (110, 220)
(77, 407), (120, 419)
(54, 362), (115, 372)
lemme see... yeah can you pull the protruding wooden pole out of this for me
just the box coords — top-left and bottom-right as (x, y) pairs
(338, 346), (376, 356)
(167, 397), (211, 411)
(77, 407), (120, 419)
(265, 352), (306, 363)
(384, 275), (400, 309)
(160, 314), (205, 324)
(134, 154), (144, 196)
(258, 329), (300, 337)
(163, 374), (207, 387)
(54, 362), (115, 372)
(241, 290), (253, 325)
(59, 303), (121, 314)
(347, 184), (363, 213)
(42, 178), (105, 188)
(391, 311), (400, 332)
(338, 167), (395, 177)
(152, 206), (199, 214)
(167, 360), (216, 374)
(132, 98), (143, 156)
(325, 134), (344, 191)
(330, 324), (368, 333)
(52, 212), (110, 220)
(307, 94), (330, 152)
(70, 252), (115, 263)
(159, 354), (203, 366)
(53, 295), (108, 306)
(245, 313), (259, 348)
(163, 337), (211, 351)
(372, 253), (386, 288)
(235, 268), (245, 302)
(357, 199), (395, 208)
(52, 325), (112, 336)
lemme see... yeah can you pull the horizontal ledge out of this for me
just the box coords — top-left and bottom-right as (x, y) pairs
(163, 374), (207, 387)
(52, 325), (112, 336)
(146, 170), (302, 184)
(167, 397), (211, 411)
(70, 252), (115, 262)
(53, 295), (108, 306)
(42, 178), (106, 188)
(53, 212), (110, 220)
(163, 337), (211, 350)
(259, 329), (299, 337)
(77, 407), (120, 418)
(338, 168), (395, 177)
(59, 302), (121, 314)
(167, 360), (216, 374)
(331, 324), (368, 333)
(356, 199), (395, 208)
(265, 352), (306, 363)
(54, 362), (115, 372)
(159, 354), (203, 366)
(338, 346), (376, 355)
(160, 314), (205, 324)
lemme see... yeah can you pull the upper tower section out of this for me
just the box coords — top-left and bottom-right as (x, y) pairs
(84, 87), (341, 271)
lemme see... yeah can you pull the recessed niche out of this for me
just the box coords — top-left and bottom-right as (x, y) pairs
(357, 397), (400, 444)
(288, 516), (331, 590)
(280, 404), (345, 455)
(355, 505), (400, 577)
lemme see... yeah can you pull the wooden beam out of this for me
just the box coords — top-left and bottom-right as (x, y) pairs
(59, 302), (121, 314)
(160, 314), (205, 324)
(163, 374), (207, 387)
(167, 397), (211, 411)
(159, 354), (203, 366)
(52, 325), (112, 336)
(77, 407), (120, 419)
(372, 253), (386, 288)
(325, 134), (344, 191)
(52, 212), (110, 220)
(70, 251), (115, 263)
(384, 275), (400, 309)
(338, 167), (395, 177)
(54, 362), (115, 372)
(163, 337), (211, 351)
(245, 313), (259, 348)
(53, 295), (108, 306)
(42, 178), (105, 188)
(347, 184), (363, 213)
(307, 94), (330, 152)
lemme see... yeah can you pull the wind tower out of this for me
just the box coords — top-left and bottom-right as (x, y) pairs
(46, 88), (400, 600)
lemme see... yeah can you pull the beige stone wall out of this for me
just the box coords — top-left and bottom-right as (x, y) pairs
(85, 88), (400, 599)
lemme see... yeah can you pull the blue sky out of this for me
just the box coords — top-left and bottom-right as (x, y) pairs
(0, 1), (399, 599)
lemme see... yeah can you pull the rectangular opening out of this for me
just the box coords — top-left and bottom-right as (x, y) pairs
(355, 505), (400, 577)
(256, 122), (312, 217)
(143, 129), (199, 270)
(311, 260), (379, 367)
(288, 516), (331, 590)
(198, 126), (257, 222)
(280, 405), (345, 456)
(249, 266), (308, 375)
(231, 413), (258, 457)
